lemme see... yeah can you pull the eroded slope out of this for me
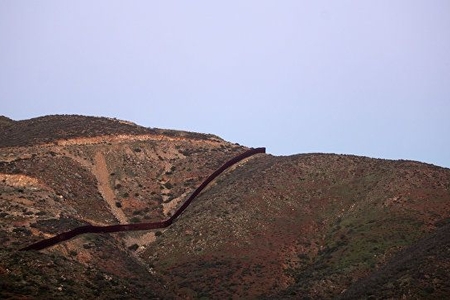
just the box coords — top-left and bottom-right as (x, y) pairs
(0, 115), (245, 298)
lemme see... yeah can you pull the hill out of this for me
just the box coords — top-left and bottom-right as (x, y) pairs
(1, 115), (449, 299)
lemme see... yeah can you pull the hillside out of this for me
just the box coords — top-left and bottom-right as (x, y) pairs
(1, 115), (449, 299)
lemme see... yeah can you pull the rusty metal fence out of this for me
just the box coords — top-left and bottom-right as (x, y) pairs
(21, 147), (266, 251)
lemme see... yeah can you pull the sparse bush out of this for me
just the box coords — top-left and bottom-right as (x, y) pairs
(130, 217), (140, 223)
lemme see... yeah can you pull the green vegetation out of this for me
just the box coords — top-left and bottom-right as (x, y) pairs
(130, 216), (140, 223)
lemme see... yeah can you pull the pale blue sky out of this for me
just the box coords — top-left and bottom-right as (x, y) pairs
(1, 1), (449, 168)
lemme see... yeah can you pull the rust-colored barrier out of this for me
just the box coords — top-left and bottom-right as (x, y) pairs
(20, 147), (266, 251)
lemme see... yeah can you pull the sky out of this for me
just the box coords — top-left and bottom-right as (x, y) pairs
(1, 1), (449, 168)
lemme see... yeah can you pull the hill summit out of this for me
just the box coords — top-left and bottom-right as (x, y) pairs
(1, 115), (449, 299)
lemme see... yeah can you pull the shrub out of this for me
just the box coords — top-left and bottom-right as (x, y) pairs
(130, 217), (140, 223)
(128, 244), (139, 251)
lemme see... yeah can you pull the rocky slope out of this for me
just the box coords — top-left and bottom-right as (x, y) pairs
(1, 115), (449, 299)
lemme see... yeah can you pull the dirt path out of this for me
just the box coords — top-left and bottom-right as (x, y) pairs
(93, 151), (128, 224)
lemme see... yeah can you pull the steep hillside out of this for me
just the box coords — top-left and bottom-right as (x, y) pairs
(144, 154), (450, 298)
(0, 115), (246, 298)
(339, 221), (450, 299)
(1, 115), (449, 299)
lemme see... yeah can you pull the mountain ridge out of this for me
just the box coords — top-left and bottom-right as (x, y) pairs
(1, 114), (449, 299)
(0, 114), (224, 148)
